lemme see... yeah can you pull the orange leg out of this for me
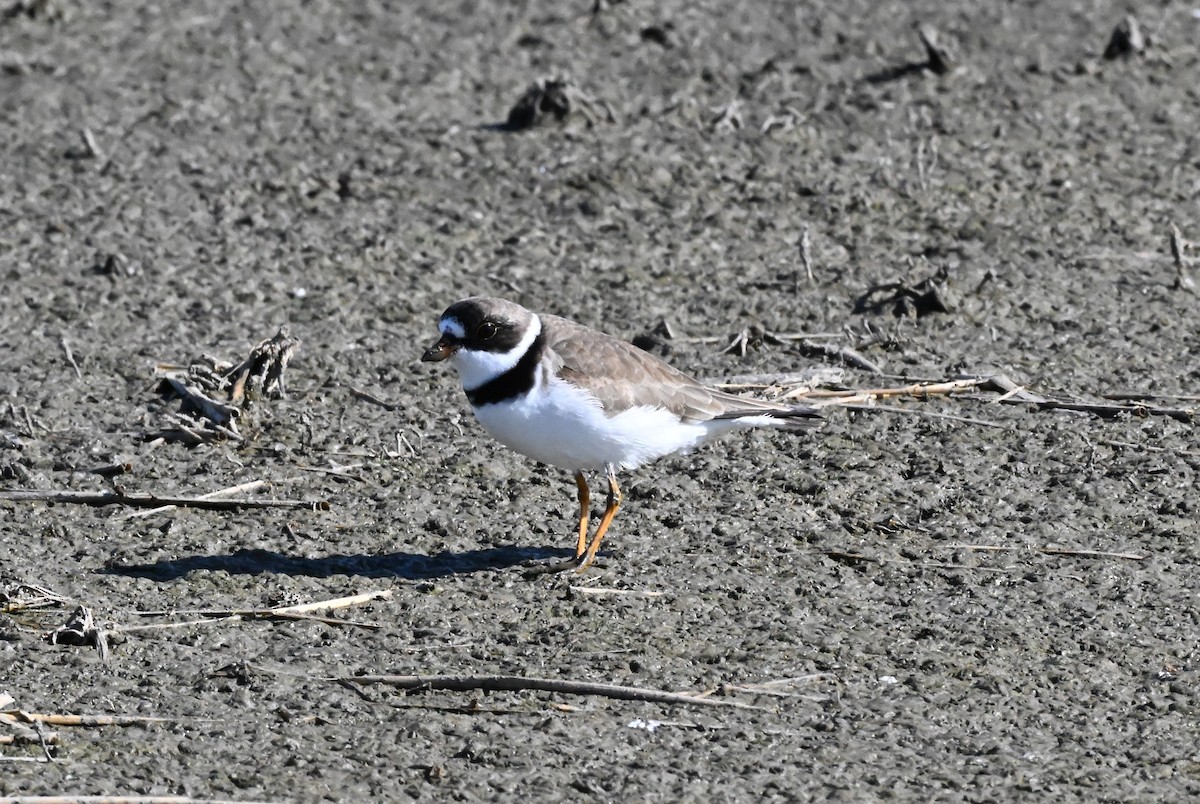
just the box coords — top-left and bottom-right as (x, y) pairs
(577, 468), (621, 572)
(573, 472), (590, 559)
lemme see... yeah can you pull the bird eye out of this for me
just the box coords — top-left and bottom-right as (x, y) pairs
(476, 321), (498, 340)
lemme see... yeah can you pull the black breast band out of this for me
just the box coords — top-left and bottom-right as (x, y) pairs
(465, 332), (545, 407)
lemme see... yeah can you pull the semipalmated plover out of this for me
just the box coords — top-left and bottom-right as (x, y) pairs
(422, 297), (819, 571)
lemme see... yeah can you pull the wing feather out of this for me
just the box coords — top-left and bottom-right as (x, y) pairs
(540, 314), (814, 424)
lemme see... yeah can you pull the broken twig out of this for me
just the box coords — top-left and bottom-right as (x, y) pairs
(124, 590), (392, 628)
(569, 586), (664, 598)
(949, 544), (1148, 561)
(339, 674), (766, 710)
(116, 479), (268, 520)
(0, 489), (330, 511)
(1170, 222), (1195, 294)
(839, 402), (1006, 428)
(1, 711), (200, 729)
(705, 372), (1196, 424)
(798, 225), (814, 285)
(59, 336), (82, 379)
(794, 339), (884, 374)
(161, 376), (239, 427)
(978, 375), (1194, 423)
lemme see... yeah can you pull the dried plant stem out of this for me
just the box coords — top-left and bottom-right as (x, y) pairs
(339, 674), (766, 710)
(838, 402), (1005, 428)
(123, 590), (393, 630)
(118, 479), (267, 519)
(0, 797), (280, 804)
(568, 586), (664, 598)
(711, 372), (1195, 423)
(0, 489), (329, 512)
(949, 544), (1148, 561)
(1, 711), (195, 728)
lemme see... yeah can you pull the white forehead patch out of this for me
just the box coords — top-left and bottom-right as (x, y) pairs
(438, 317), (466, 339)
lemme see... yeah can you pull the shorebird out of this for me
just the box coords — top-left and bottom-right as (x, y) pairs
(422, 297), (820, 571)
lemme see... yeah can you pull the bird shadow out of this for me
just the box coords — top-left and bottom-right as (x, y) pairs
(99, 545), (574, 582)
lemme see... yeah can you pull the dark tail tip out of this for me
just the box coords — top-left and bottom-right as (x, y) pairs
(770, 406), (822, 427)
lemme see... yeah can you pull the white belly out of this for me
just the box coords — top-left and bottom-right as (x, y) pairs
(471, 378), (713, 471)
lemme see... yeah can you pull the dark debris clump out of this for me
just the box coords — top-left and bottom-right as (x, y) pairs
(498, 78), (616, 131)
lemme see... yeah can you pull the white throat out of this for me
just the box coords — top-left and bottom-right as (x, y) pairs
(450, 314), (542, 392)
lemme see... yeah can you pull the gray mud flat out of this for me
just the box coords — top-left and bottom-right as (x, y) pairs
(2, 2), (1197, 801)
